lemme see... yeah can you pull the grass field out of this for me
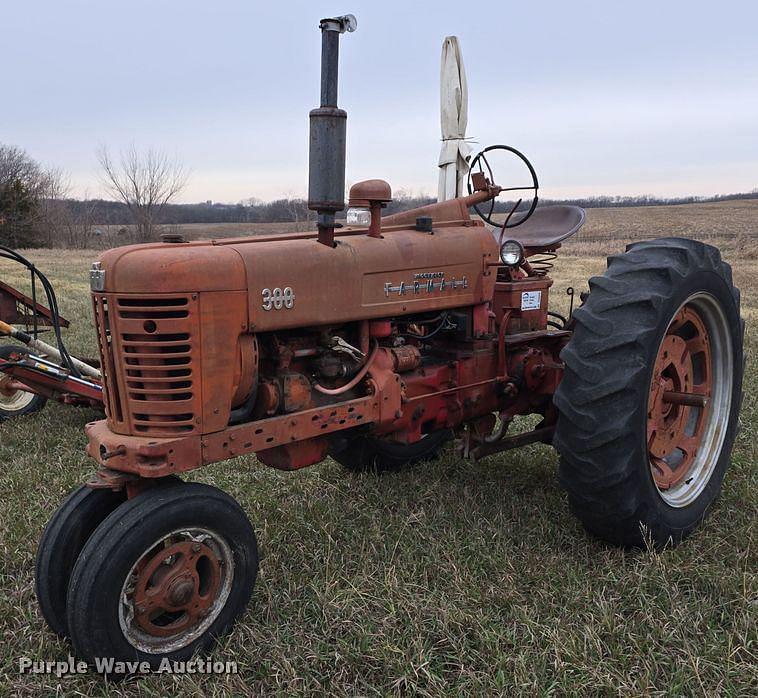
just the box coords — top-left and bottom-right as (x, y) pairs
(0, 201), (756, 695)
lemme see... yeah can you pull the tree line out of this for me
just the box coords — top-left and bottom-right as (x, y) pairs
(1, 142), (756, 250)
(0, 144), (188, 248)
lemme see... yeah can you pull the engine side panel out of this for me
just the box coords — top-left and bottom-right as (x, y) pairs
(230, 222), (498, 332)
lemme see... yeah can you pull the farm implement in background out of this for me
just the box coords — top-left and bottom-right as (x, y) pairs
(0, 247), (103, 419)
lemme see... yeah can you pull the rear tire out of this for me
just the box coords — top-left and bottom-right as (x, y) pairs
(330, 429), (452, 473)
(554, 238), (743, 548)
(0, 345), (47, 420)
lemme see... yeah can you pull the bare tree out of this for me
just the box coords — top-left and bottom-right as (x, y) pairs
(284, 195), (313, 231)
(97, 145), (188, 242)
(39, 193), (101, 249)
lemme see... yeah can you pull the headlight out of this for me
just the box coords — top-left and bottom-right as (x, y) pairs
(346, 207), (371, 226)
(500, 239), (524, 267)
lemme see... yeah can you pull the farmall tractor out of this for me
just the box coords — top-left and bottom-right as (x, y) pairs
(35, 16), (744, 671)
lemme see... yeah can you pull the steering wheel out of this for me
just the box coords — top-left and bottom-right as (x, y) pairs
(467, 145), (539, 228)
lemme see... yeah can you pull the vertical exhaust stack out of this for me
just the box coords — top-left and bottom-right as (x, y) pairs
(308, 14), (357, 247)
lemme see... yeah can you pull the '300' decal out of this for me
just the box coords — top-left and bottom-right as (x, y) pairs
(261, 287), (295, 311)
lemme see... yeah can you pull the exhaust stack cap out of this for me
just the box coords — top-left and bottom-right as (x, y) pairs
(320, 14), (357, 33)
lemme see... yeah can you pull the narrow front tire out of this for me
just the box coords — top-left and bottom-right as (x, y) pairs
(35, 485), (127, 637)
(66, 481), (258, 672)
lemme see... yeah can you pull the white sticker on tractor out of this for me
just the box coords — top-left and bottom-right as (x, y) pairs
(521, 291), (542, 311)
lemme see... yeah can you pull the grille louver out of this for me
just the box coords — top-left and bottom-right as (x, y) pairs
(93, 294), (200, 436)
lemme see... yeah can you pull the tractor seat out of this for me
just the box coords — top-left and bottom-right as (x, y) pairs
(492, 205), (585, 250)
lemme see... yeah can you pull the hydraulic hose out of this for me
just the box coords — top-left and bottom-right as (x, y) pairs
(0, 246), (81, 377)
(313, 339), (380, 396)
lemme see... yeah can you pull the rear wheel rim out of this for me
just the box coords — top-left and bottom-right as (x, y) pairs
(647, 292), (733, 508)
(0, 371), (36, 412)
(119, 526), (234, 654)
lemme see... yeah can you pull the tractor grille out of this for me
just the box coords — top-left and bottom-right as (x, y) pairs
(93, 294), (200, 436)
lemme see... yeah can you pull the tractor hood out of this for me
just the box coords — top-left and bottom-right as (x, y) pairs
(93, 241), (247, 294)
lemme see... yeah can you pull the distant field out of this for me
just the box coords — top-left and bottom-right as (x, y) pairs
(500, 198), (758, 257)
(95, 198), (758, 259)
(0, 200), (755, 695)
(175, 219), (310, 238)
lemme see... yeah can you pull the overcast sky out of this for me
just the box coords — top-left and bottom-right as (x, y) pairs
(3, 0), (757, 203)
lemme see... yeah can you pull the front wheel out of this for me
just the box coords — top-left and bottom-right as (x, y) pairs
(66, 481), (258, 672)
(35, 485), (127, 637)
(554, 238), (744, 548)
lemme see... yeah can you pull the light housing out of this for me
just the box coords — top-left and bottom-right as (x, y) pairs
(342, 14), (358, 32)
(500, 239), (525, 267)
(346, 207), (371, 227)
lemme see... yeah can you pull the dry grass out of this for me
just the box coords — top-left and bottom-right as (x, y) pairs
(0, 201), (756, 695)
(566, 199), (758, 258)
(492, 198), (758, 259)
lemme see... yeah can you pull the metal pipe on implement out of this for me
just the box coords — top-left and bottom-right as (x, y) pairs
(0, 319), (101, 379)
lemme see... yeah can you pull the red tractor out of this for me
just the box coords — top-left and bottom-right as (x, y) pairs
(35, 15), (744, 673)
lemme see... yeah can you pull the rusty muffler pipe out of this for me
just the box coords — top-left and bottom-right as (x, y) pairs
(308, 14), (356, 247)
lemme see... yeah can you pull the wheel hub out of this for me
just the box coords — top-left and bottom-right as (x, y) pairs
(0, 371), (35, 410)
(166, 576), (195, 607)
(647, 304), (712, 492)
(0, 372), (14, 397)
(120, 528), (232, 652)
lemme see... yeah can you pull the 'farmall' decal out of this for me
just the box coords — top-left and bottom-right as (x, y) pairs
(384, 272), (468, 298)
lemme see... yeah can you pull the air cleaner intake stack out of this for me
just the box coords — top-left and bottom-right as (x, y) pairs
(308, 14), (356, 247)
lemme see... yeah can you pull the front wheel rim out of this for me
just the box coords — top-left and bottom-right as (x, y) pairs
(119, 526), (234, 654)
(647, 292), (733, 508)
